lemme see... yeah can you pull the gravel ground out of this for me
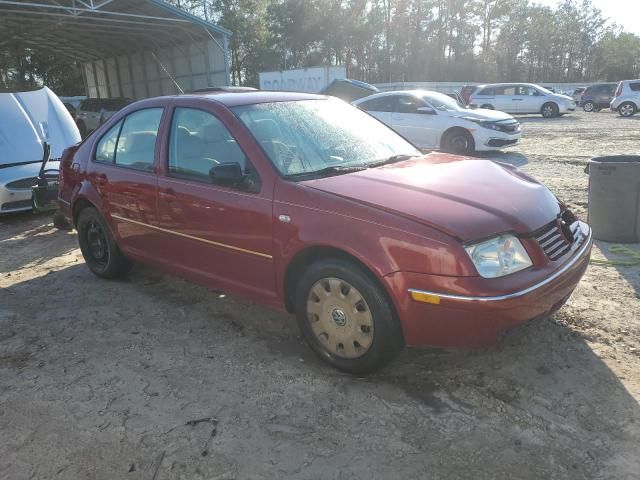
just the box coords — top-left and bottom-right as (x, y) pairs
(1, 110), (639, 480)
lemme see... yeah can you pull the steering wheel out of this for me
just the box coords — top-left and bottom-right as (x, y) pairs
(272, 141), (302, 174)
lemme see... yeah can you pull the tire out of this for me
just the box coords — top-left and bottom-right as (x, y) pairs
(77, 121), (87, 138)
(541, 102), (559, 118)
(295, 258), (404, 374)
(441, 129), (475, 155)
(583, 101), (595, 112)
(77, 207), (132, 279)
(480, 104), (494, 110)
(619, 102), (637, 117)
(53, 209), (73, 231)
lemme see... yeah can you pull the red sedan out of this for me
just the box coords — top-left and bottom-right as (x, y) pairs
(58, 91), (592, 373)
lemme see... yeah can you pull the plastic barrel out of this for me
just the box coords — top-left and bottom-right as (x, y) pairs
(587, 156), (640, 242)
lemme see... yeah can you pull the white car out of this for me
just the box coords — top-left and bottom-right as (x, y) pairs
(352, 90), (521, 155)
(469, 83), (576, 118)
(610, 79), (640, 117)
(0, 87), (81, 213)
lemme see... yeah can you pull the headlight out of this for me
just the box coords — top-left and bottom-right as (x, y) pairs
(464, 235), (532, 278)
(461, 117), (502, 131)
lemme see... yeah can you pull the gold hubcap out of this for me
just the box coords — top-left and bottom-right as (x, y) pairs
(306, 277), (374, 359)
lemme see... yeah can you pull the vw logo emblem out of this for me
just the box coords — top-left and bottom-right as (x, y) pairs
(331, 308), (347, 327)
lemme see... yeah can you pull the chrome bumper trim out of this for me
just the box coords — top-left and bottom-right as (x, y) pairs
(409, 227), (592, 303)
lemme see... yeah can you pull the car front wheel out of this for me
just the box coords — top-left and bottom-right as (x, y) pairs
(77, 207), (132, 279)
(295, 259), (404, 374)
(541, 102), (559, 118)
(442, 129), (475, 155)
(583, 101), (595, 112)
(619, 102), (637, 117)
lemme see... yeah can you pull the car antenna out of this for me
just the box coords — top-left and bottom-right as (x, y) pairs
(152, 52), (184, 94)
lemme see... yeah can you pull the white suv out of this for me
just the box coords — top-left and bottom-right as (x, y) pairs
(610, 80), (640, 117)
(469, 83), (576, 118)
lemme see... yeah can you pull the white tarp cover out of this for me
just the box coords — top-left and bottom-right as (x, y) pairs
(0, 87), (81, 165)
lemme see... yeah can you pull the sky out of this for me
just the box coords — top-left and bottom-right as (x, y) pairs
(538, 0), (640, 35)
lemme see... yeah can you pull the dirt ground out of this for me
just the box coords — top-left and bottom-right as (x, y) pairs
(1, 110), (639, 480)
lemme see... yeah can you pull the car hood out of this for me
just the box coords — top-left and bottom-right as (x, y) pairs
(300, 153), (560, 242)
(449, 109), (516, 122)
(0, 87), (81, 167)
(553, 93), (573, 102)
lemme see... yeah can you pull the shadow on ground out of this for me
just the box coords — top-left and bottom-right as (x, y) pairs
(1, 257), (639, 479)
(593, 239), (640, 297)
(0, 211), (76, 274)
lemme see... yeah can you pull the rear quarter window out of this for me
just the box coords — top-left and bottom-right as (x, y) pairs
(630, 83), (640, 92)
(477, 88), (494, 96)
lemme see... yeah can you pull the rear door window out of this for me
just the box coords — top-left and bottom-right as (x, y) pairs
(95, 121), (122, 163)
(114, 108), (163, 172)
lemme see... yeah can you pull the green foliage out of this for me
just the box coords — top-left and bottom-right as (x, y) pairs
(2, 0), (639, 92)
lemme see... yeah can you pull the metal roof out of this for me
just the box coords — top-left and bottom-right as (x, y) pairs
(0, 0), (231, 64)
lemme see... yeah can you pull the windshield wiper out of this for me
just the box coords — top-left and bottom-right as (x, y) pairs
(284, 165), (367, 180)
(367, 154), (420, 168)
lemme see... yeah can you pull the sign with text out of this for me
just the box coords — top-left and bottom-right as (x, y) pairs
(259, 66), (346, 92)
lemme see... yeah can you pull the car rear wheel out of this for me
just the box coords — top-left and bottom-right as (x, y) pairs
(295, 259), (404, 374)
(77, 207), (132, 279)
(619, 102), (637, 117)
(541, 102), (559, 118)
(442, 129), (475, 155)
(583, 101), (595, 112)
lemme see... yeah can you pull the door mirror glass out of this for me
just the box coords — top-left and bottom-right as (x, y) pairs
(417, 106), (436, 115)
(209, 163), (244, 186)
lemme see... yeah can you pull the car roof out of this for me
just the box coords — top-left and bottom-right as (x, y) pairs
(474, 83), (542, 89)
(353, 90), (442, 102)
(181, 91), (326, 107)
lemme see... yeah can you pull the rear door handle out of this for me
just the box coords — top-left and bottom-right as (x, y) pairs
(159, 189), (175, 202)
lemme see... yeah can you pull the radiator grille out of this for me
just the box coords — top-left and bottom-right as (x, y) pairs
(534, 217), (581, 261)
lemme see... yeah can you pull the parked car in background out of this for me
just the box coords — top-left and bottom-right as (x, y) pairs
(610, 79), (640, 117)
(460, 85), (478, 104)
(572, 87), (586, 104)
(580, 83), (617, 112)
(58, 91), (592, 373)
(75, 97), (132, 137)
(319, 78), (379, 102)
(353, 90), (521, 154)
(469, 83), (576, 117)
(0, 87), (80, 213)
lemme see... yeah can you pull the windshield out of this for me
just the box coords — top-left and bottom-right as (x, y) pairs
(421, 92), (466, 111)
(232, 99), (420, 177)
(534, 85), (553, 95)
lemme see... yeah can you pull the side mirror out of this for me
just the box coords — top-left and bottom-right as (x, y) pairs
(417, 106), (436, 115)
(209, 163), (244, 186)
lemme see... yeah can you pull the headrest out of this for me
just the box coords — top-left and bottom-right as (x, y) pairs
(201, 123), (227, 144)
(251, 118), (281, 142)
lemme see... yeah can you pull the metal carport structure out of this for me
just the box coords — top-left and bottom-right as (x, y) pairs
(0, 0), (232, 99)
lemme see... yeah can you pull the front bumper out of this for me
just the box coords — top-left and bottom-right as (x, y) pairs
(474, 129), (521, 151)
(385, 223), (592, 348)
(0, 185), (32, 213)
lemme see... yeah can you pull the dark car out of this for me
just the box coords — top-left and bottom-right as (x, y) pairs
(319, 79), (378, 102)
(580, 83), (617, 112)
(58, 91), (592, 373)
(75, 97), (133, 137)
(460, 85), (479, 105)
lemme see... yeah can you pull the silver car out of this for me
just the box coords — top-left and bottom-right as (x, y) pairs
(0, 87), (80, 214)
(469, 83), (576, 118)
